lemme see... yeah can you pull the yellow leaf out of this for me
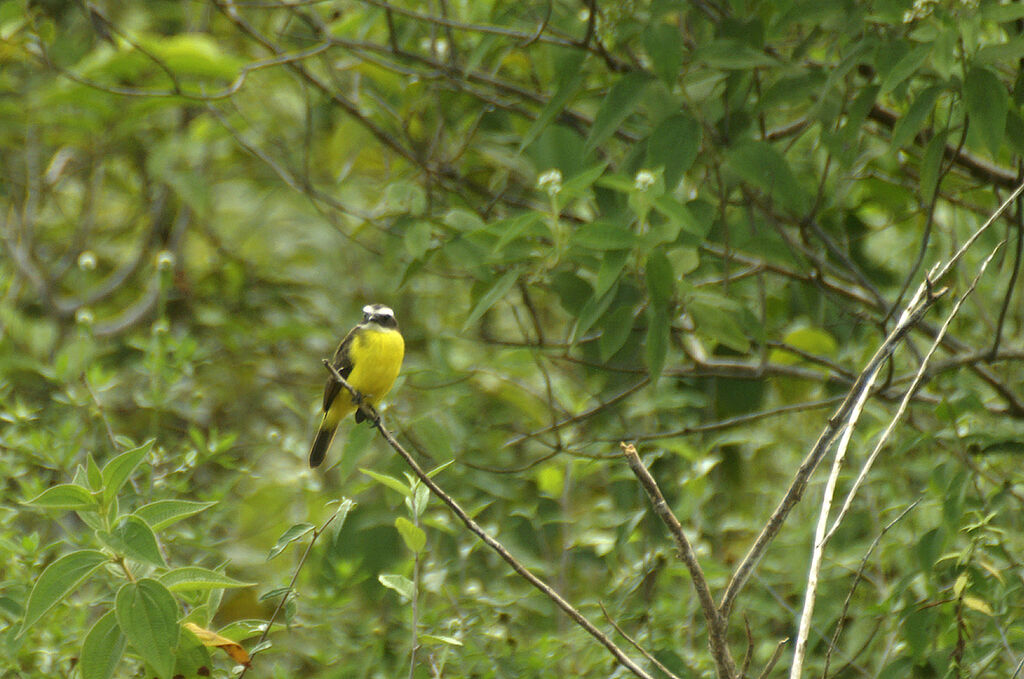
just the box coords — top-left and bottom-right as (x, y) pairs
(962, 595), (993, 616)
(184, 622), (251, 667)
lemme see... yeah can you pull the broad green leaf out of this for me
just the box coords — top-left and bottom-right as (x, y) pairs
(361, 468), (411, 497)
(160, 567), (255, 592)
(594, 249), (630, 299)
(645, 309), (670, 385)
(267, 523), (315, 560)
(644, 23), (685, 86)
(574, 282), (619, 342)
(890, 85), (944, 150)
(727, 141), (808, 215)
(394, 517), (426, 554)
(879, 43), (931, 93)
(646, 113), (701, 189)
(964, 66), (1008, 156)
(519, 51), (586, 152)
(80, 610), (125, 679)
(136, 33), (245, 80)
(115, 579), (179, 679)
(463, 269), (519, 332)
(585, 73), (652, 152)
(330, 497), (356, 551)
(919, 128), (949, 199)
(560, 163), (609, 202)
(695, 39), (776, 68)
(915, 527), (945, 570)
(571, 222), (638, 251)
(86, 455), (103, 491)
(690, 295), (750, 353)
(24, 483), (96, 510)
(99, 515), (165, 567)
(599, 306), (637, 361)
(652, 196), (706, 239)
(771, 326), (839, 366)
(379, 573), (415, 599)
(135, 500), (217, 531)
(645, 250), (675, 309)
(20, 550), (108, 635)
(903, 607), (935, 660)
(101, 441), (154, 503)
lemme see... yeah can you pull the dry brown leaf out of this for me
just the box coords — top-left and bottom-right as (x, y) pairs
(183, 622), (252, 667)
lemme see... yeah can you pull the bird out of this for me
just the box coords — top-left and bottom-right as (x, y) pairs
(308, 303), (405, 468)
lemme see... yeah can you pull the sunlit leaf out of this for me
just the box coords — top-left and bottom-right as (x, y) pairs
(183, 622), (251, 667)
(80, 610), (125, 679)
(20, 550), (108, 635)
(115, 579), (179, 679)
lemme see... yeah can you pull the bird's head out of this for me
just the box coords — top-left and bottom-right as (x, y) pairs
(363, 303), (398, 329)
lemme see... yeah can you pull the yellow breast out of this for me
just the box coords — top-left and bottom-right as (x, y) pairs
(346, 326), (405, 404)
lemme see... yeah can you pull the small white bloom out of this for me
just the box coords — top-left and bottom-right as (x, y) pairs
(537, 169), (563, 196)
(155, 250), (175, 271)
(634, 169), (657, 192)
(75, 308), (94, 325)
(77, 251), (97, 271)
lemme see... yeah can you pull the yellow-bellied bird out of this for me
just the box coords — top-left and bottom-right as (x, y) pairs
(308, 304), (404, 468)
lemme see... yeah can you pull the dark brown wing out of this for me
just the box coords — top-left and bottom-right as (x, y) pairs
(322, 324), (358, 411)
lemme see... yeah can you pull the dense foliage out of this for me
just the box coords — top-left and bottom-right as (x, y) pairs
(4, 0), (1024, 677)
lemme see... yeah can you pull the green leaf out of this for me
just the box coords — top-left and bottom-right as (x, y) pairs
(727, 141), (808, 215)
(378, 573), (415, 600)
(879, 43), (931, 93)
(24, 483), (96, 510)
(695, 39), (776, 69)
(574, 282), (619, 342)
(86, 455), (103, 491)
(915, 527), (946, 570)
(361, 468), (412, 497)
(964, 66), (1008, 156)
(599, 306), (637, 361)
(594, 249), (630, 299)
(651, 196), (706, 239)
(644, 23), (685, 86)
(267, 523), (315, 560)
(20, 550), (108, 635)
(571, 222), (638, 251)
(689, 293), (750, 353)
(646, 113), (701, 190)
(136, 33), (245, 81)
(80, 610), (125, 679)
(394, 517), (426, 554)
(585, 73), (652, 152)
(890, 85), (944, 150)
(519, 51), (586, 152)
(101, 441), (153, 504)
(645, 250), (675, 309)
(645, 309), (670, 385)
(159, 567), (255, 592)
(115, 579), (180, 679)
(919, 128), (949, 199)
(463, 269), (519, 332)
(99, 515), (166, 567)
(134, 500), (217, 531)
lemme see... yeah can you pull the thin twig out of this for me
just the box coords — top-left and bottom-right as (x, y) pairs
(599, 602), (685, 679)
(759, 638), (790, 679)
(238, 506), (347, 678)
(825, 240), (1005, 543)
(621, 443), (736, 679)
(320, 362), (656, 679)
(821, 501), (920, 679)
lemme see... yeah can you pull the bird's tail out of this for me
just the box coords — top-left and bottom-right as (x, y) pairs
(308, 424), (337, 468)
